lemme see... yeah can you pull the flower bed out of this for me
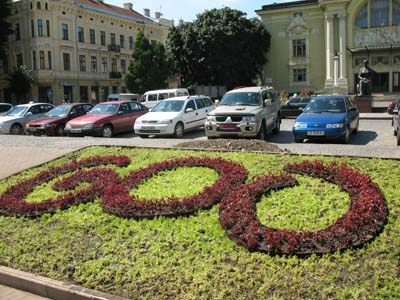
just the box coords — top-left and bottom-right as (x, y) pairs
(219, 160), (388, 255)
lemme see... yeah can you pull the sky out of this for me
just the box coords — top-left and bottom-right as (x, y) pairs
(107, 0), (293, 22)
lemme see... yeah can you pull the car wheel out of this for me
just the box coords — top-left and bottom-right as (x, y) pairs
(102, 125), (113, 138)
(397, 130), (400, 146)
(207, 136), (216, 140)
(10, 123), (24, 135)
(394, 125), (398, 136)
(353, 120), (359, 134)
(257, 121), (266, 140)
(341, 127), (350, 144)
(173, 122), (184, 138)
(272, 116), (281, 134)
(137, 134), (149, 138)
(55, 125), (64, 136)
(294, 138), (303, 143)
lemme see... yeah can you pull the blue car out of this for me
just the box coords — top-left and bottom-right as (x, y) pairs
(292, 95), (359, 144)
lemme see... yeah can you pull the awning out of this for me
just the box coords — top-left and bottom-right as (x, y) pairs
(348, 45), (400, 54)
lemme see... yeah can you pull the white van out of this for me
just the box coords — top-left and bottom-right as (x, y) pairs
(107, 93), (140, 101)
(139, 88), (189, 109)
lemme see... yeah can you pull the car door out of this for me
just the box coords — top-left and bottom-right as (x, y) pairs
(182, 99), (198, 130)
(262, 91), (276, 131)
(128, 102), (147, 128)
(345, 97), (359, 130)
(194, 98), (208, 128)
(113, 102), (133, 133)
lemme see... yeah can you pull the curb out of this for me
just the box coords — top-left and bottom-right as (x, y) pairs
(0, 266), (130, 300)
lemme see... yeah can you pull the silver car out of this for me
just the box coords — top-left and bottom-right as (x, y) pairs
(0, 102), (54, 134)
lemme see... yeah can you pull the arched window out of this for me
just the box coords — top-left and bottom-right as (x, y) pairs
(30, 2), (33, 9)
(355, 0), (400, 28)
(45, 2), (48, 10)
(36, 1), (41, 9)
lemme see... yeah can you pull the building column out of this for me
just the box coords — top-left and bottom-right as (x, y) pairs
(325, 14), (334, 83)
(338, 14), (347, 80)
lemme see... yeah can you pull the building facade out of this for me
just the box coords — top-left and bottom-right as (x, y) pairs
(257, 0), (400, 95)
(0, 0), (172, 105)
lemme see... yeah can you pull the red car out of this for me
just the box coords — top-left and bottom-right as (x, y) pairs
(64, 101), (148, 137)
(26, 103), (93, 136)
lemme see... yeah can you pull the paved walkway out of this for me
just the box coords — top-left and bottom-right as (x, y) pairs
(0, 284), (51, 300)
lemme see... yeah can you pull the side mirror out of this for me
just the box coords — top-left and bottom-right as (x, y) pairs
(117, 111), (124, 115)
(26, 112), (33, 116)
(185, 108), (194, 113)
(264, 99), (272, 106)
(214, 99), (219, 106)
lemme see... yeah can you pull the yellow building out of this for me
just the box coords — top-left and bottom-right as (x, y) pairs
(0, 0), (172, 105)
(257, 0), (400, 96)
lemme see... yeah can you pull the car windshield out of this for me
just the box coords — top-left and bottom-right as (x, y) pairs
(47, 106), (70, 117)
(6, 106), (28, 116)
(88, 104), (118, 114)
(303, 98), (346, 113)
(152, 100), (184, 112)
(220, 92), (261, 106)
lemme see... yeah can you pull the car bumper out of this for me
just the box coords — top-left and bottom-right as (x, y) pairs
(205, 121), (259, 138)
(134, 123), (175, 136)
(292, 127), (347, 140)
(0, 124), (12, 134)
(64, 127), (103, 137)
(26, 126), (54, 135)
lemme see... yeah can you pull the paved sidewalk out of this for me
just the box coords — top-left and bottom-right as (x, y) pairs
(0, 284), (51, 300)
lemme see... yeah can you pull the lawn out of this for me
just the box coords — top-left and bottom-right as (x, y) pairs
(0, 146), (399, 300)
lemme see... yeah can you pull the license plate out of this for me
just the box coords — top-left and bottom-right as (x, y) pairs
(219, 124), (237, 129)
(71, 128), (82, 133)
(142, 126), (155, 130)
(307, 131), (325, 136)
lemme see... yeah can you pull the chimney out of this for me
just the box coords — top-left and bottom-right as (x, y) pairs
(123, 3), (133, 10)
(143, 8), (150, 17)
(155, 12), (161, 19)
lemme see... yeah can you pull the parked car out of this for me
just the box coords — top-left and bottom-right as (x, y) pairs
(107, 93), (140, 101)
(64, 101), (147, 137)
(391, 103), (400, 145)
(292, 95), (359, 144)
(388, 99), (399, 114)
(280, 96), (312, 118)
(134, 95), (214, 138)
(204, 86), (281, 140)
(0, 103), (13, 116)
(26, 103), (93, 136)
(139, 88), (189, 109)
(0, 102), (54, 134)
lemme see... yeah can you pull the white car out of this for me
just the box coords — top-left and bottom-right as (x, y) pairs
(134, 96), (214, 138)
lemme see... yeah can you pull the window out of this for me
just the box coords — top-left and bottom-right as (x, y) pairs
(89, 29), (95, 44)
(394, 55), (400, 64)
(15, 23), (21, 40)
(129, 36), (134, 49)
(185, 100), (196, 111)
(79, 55), (86, 72)
(120, 35), (125, 48)
(39, 51), (45, 69)
(355, 0), (400, 28)
(356, 5), (368, 28)
(16, 54), (23, 67)
(293, 39), (306, 57)
(110, 33), (116, 45)
(294, 12), (303, 17)
(293, 68), (307, 82)
(101, 57), (107, 72)
(47, 51), (52, 69)
(394, 1), (400, 24)
(111, 57), (117, 72)
(78, 26), (84, 43)
(62, 23), (68, 40)
(371, 0), (390, 27)
(195, 98), (205, 109)
(355, 57), (367, 66)
(372, 55), (389, 65)
(37, 19), (43, 37)
(100, 31), (106, 45)
(46, 20), (50, 37)
(121, 59), (126, 74)
(31, 19), (35, 37)
(63, 53), (70, 70)
(45, 2), (48, 10)
(32, 51), (37, 70)
(37, 1), (41, 9)
(91, 56), (97, 72)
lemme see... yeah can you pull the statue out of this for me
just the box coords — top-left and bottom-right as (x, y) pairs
(357, 59), (375, 96)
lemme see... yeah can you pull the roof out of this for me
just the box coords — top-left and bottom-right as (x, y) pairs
(226, 86), (273, 93)
(348, 45), (400, 53)
(74, 0), (152, 24)
(257, 0), (318, 12)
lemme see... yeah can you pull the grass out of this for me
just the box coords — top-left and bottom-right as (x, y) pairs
(0, 146), (399, 300)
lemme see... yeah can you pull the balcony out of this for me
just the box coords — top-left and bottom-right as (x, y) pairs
(109, 71), (122, 79)
(108, 44), (121, 52)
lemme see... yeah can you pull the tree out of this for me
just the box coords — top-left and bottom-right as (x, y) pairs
(167, 8), (271, 90)
(125, 31), (171, 94)
(7, 65), (34, 103)
(0, 0), (13, 60)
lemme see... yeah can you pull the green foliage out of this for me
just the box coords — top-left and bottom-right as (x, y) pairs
(7, 65), (34, 103)
(167, 8), (271, 89)
(1, 147), (400, 300)
(0, 0), (13, 60)
(125, 31), (171, 94)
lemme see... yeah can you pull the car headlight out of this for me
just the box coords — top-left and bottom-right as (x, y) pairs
(294, 122), (307, 128)
(135, 119), (142, 124)
(326, 123), (344, 128)
(207, 116), (216, 122)
(65, 124), (72, 130)
(242, 115), (256, 122)
(83, 123), (94, 130)
(158, 119), (173, 124)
